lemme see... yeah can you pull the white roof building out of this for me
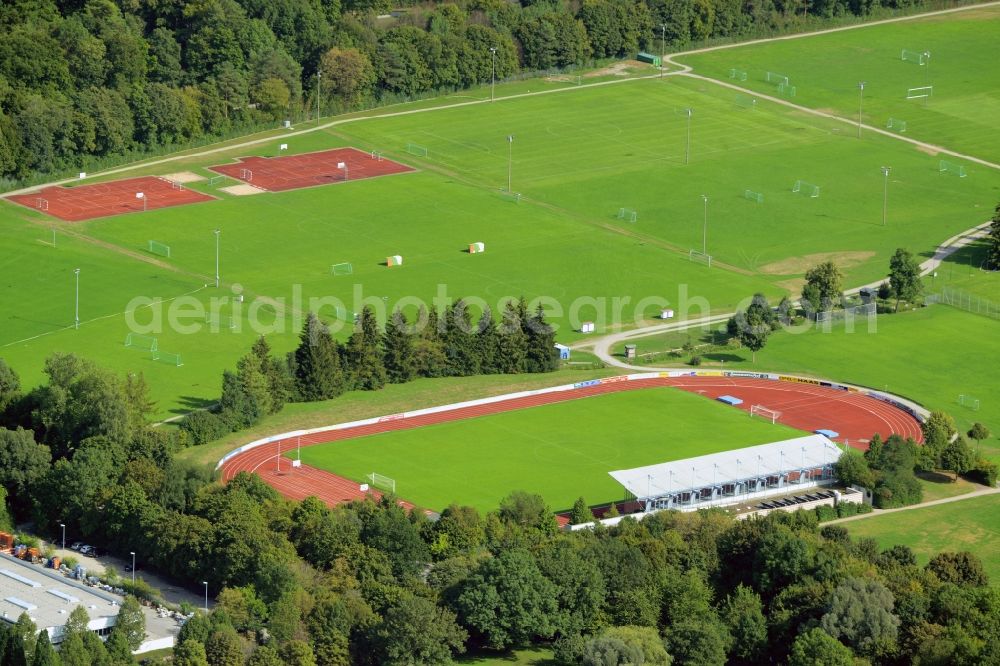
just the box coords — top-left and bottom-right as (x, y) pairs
(0, 554), (120, 644)
(609, 434), (843, 512)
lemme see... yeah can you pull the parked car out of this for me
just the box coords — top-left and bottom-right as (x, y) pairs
(123, 564), (134, 572)
(70, 542), (83, 551)
(79, 545), (94, 555)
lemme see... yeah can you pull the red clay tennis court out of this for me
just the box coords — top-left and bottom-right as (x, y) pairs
(8, 176), (215, 223)
(207, 147), (415, 192)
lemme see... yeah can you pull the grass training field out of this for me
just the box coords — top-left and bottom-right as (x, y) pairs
(1, 8), (997, 422)
(678, 4), (1000, 163)
(293, 386), (802, 511)
(845, 493), (1000, 583)
(617, 305), (1000, 464)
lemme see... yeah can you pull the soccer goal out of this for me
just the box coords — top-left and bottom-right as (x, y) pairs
(331, 262), (354, 276)
(777, 82), (796, 98)
(205, 313), (236, 330)
(617, 207), (638, 223)
(148, 240), (171, 258)
(170, 180), (183, 190)
(35, 198), (48, 211)
(750, 405), (782, 424)
(240, 168), (253, 181)
(958, 394), (980, 411)
(370, 150), (383, 161)
(886, 117), (907, 133)
(500, 191), (521, 203)
(735, 94), (757, 109)
(906, 86), (933, 100)
(207, 175), (225, 186)
(900, 49), (928, 65)
(765, 71), (789, 86)
(939, 160), (967, 178)
(728, 68), (748, 81)
(406, 143), (428, 157)
(744, 189), (764, 203)
(792, 180), (820, 198)
(367, 472), (396, 494)
(125, 333), (158, 352)
(152, 350), (183, 366)
(689, 249), (713, 267)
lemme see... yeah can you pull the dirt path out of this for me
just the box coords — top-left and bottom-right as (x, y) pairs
(824, 485), (1000, 525)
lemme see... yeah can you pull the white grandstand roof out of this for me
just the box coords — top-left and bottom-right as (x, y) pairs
(609, 434), (841, 499)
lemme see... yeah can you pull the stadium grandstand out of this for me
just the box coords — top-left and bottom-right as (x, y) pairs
(609, 434), (843, 513)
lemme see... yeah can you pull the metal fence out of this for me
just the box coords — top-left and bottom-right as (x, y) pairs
(927, 286), (1000, 320)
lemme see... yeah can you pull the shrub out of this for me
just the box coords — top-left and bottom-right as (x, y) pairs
(814, 505), (837, 522)
(180, 410), (232, 445)
(688, 355), (702, 366)
(967, 458), (998, 487)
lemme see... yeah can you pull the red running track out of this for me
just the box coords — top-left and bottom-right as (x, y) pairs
(207, 147), (414, 192)
(8, 176), (215, 222)
(220, 376), (923, 509)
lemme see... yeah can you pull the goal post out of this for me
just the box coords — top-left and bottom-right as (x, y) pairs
(744, 189), (764, 203)
(906, 86), (933, 100)
(750, 404), (782, 424)
(777, 82), (796, 97)
(406, 143), (428, 157)
(939, 160), (967, 177)
(688, 249), (713, 267)
(240, 168), (253, 181)
(765, 71), (789, 86)
(152, 350), (183, 366)
(728, 68), (747, 81)
(792, 180), (820, 198)
(148, 240), (171, 258)
(617, 207), (638, 223)
(35, 198), (48, 211)
(735, 94), (757, 109)
(957, 394), (980, 411)
(124, 333), (158, 352)
(901, 49), (928, 65)
(331, 262), (354, 276)
(367, 472), (396, 494)
(886, 117), (907, 133)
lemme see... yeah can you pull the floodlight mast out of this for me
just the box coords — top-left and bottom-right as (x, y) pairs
(316, 71), (322, 125)
(74, 268), (81, 329)
(214, 229), (221, 288)
(701, 194), (709, 255)
(506, 135), (514, 193)
(857, 81), (865, 138)
(881, 166), (891, 226)
(489, 47), (497, 101)
(684, 108), (692, 165)
(660, 25), (666, 79)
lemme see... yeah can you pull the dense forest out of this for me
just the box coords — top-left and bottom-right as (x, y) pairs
(0, 0), (932, 186)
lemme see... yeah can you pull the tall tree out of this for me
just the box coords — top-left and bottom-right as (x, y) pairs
(723, 585), (767, 663)
(986, 203), (1000, 270)
(496, 300), (527, 374)
(345, 306), (386, 390)
(454, 548), (558, 649)
(787, 628), (853, 666)
(802, 261), (843, 312)
(733, 299), (771, 363)
(383, 309), (416, 384)
(292, 313), (346, 401)
(940, 438), (975, 481)
(475, 306), (501, 374)
(443, 299), (480, 376)
(524, 304), (558, 373)
(251, 336), (288, 414)
(820, 577), (899, 658)
(204, 626), (244, 666)
(173, 639), (209, 666)
(112, 596), (145, 651)
(30, 630), (57, 666)
(0, 358), (21, 416)
(369, 594), (467, 665)
(888, 248), (922, 312)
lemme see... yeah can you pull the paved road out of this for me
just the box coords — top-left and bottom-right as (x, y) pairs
(824, 485), (1000, 525)
(43, 541), (211, 610)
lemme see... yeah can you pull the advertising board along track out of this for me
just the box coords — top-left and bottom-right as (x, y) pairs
(218, 371), (926, 509)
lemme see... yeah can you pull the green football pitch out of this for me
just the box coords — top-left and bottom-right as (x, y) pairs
(845, 493), (1000, 584)
(677, 4), (1000, 163)
(292, 386), (802, 512)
